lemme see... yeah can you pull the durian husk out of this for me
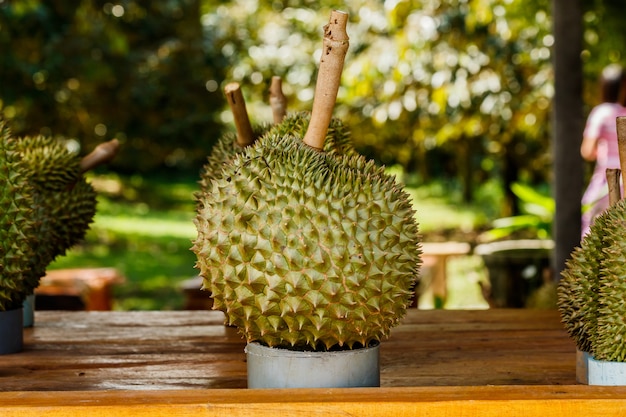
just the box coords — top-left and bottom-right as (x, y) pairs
(267, 112), (357, 159)
(558, 208), (610, 353)
(16, 136), (97, 257)
(198, 124), (271, 194)
(14, 135), (97, 300)
(590, 199), (626, 361)
(0, 122), (38, 311)
(193, 133), (421, 350)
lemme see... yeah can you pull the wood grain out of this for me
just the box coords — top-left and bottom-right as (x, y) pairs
(2, 309), (616, 416)
(0, 309), (577, 391)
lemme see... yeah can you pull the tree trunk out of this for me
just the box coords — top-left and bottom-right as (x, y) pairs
(552, 0), (584, 280)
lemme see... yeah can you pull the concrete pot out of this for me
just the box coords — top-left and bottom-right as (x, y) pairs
(0, 307), (23, 355)
(245, 341), (380, 388)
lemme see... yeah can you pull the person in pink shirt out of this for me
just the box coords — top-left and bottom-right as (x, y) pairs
(580, 64), (626, 238)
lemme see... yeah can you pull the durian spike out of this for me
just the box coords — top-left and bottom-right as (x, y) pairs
(224, 82), (255, 147)
(606, 168), (621, 206)
(616, 116), (626, 178)
(80, 138), (120, 173)
(302, 10), (349, 150)
(269, 76), (287, 124)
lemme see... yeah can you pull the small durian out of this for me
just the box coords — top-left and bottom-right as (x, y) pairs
(192, 11), (421, 350)
(0, 121), (37, 311)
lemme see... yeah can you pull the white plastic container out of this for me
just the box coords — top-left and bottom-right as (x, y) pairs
(245, 341), (380, 388)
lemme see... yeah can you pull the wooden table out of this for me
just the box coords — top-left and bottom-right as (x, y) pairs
(2, 309), (626, 416)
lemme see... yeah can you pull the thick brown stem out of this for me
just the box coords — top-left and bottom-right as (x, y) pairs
(80, 139), (120, 173)
(616, 116), (626, 178)
(302, 10), (349, 150)
(269, 76), (287, 124)
(224, 82), (255, 147)
(606, 168), (621, 206)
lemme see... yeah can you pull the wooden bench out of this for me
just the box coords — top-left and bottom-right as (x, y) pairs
(34, 268), (125, 311)
(420, 241), (472, 308)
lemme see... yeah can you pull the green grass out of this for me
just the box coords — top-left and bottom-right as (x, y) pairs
(49, 172), (493, 311)
(49, 173), (199, 310)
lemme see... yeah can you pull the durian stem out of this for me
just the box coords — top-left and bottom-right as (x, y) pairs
(606, 168), (621, 206)
(80, 139), (120, 173)
(616, 116), (626, 178)
(302, 10), (349, 150)
(269, 76), (287, 124)
(225, 82), (255, 147)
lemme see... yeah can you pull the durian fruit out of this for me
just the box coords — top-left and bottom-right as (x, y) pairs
(589, 198), (626, 361)
(16, 135), (96, 259)
(0, 120), (118, 312)
(0, 121), (38, 311)
(558, 154), (626, 361)
(192, 11), (421, 350)
(193, 133), (421, 350)
(558, 208), (609, 353)
(14, 135), (118, 304)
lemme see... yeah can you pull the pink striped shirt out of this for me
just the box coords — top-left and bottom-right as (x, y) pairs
(581, 102), (626, 237)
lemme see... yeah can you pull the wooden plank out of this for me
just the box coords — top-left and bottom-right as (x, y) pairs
(2, 386), (626, 417)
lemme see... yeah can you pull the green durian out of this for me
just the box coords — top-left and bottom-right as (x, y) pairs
(0, 122), (38, 311)
(16, 135), (97, 262)
(590, 199), (626, 361)
(558, 208), (609, 353)
(192, 133), (421, 350)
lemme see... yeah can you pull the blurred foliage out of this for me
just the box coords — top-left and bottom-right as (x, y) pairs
(1, 0), (626, 215)
(479, 182), (554, 242)
(0, 0), (226, 173)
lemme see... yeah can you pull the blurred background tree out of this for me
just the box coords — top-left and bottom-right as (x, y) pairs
(1, 0), (625, 212)
(0, 0), (225, 173)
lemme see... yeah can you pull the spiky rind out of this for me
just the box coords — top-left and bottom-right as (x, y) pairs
(0, 122), (37, 311)
(267, 112), (357, 159)
(17, 135), (97, 255)
(558, 210), (608, 353)
(193, 133), (421, 350)
(198, 124), (271, 194)
(17, 136), (80, 190)
(13, 135), (97, 299)
(591, 200), (626, 361)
